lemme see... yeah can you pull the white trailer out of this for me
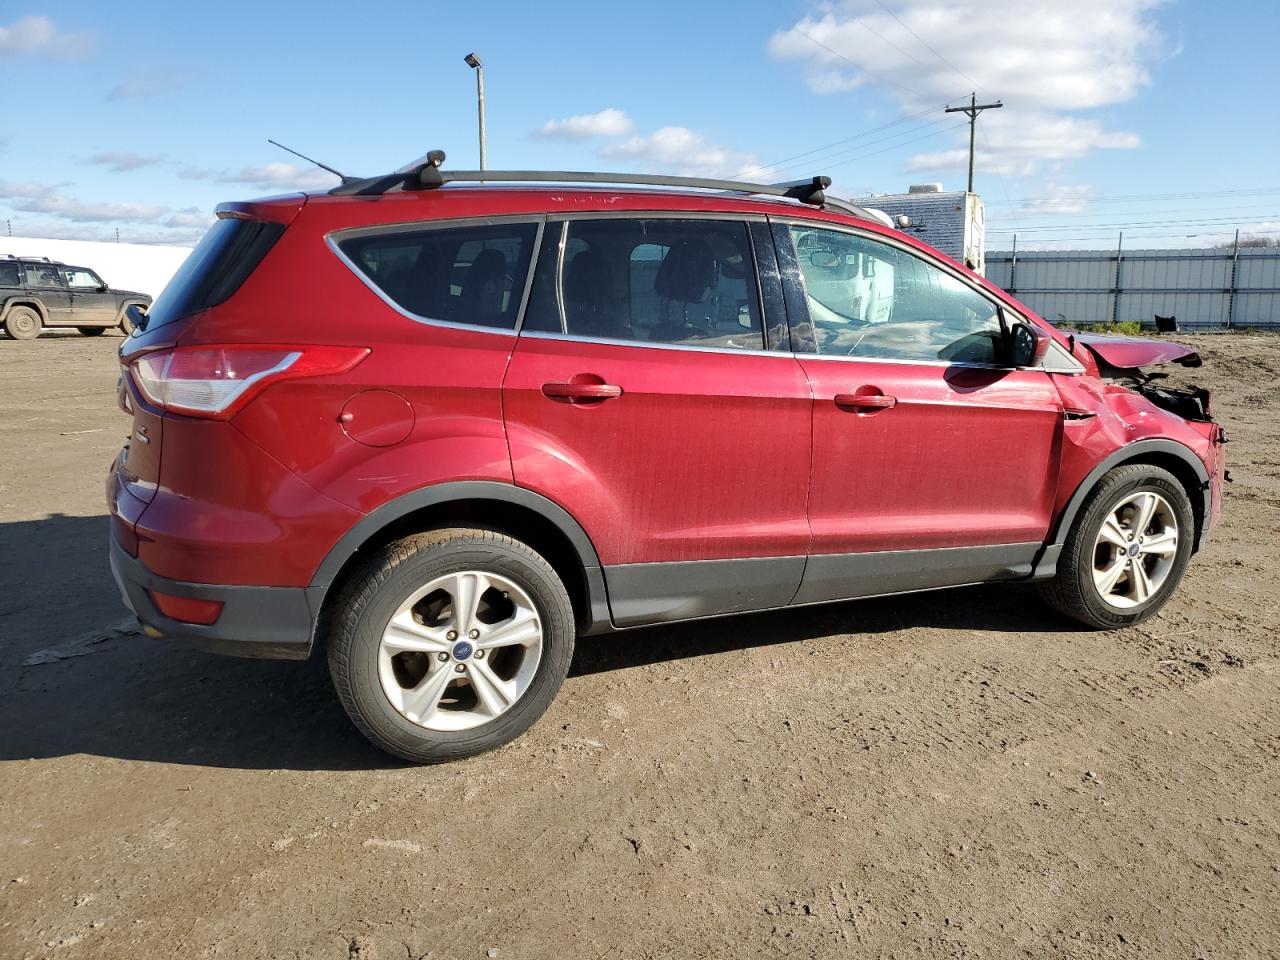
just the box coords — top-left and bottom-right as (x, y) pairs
(864, 183), (986, 275)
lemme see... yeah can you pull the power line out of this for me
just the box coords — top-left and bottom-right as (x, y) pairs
(795, 27), (930, 102)
(773, 115), (962, 178)
(987, 213), (1280, 232)
(986, 186), (1280, 207)
(734, 102), (950, 180)
(871, 0), (984, 95)
(822, 121), (970, 172)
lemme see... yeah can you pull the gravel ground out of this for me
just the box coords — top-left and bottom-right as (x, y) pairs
(0, 330), (1277, 960)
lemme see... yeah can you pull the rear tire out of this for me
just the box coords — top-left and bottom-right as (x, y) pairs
(1038, 464), (1194, 628)
(77, 326), (107, 336)
(325, 528), (576, 763)
(4, 306), (42, 340)
(118, 311), (135, 336)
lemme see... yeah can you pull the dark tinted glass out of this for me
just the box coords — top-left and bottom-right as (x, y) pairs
(0, 261), (18, 285)
(788, 225), (1003, 365)
(338, 222), (538, 330)
(145, 217), (284, 330)
(523, 218), (763, 350)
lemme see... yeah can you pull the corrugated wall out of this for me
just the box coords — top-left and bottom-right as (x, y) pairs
(985, 247), (1280, 328)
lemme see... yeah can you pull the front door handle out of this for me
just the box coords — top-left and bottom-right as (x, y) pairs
(541, 380), (623, 402)
(834, 392), (897, 411)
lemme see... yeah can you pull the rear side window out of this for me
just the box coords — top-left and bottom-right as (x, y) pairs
(0, 261), (17, 285)
(145, 217), (284, 330)
(336, 221), (539, 330)
(523, 218), (764, 351)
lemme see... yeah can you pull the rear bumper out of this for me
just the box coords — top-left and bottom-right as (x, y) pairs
(109, 536), (317, 660)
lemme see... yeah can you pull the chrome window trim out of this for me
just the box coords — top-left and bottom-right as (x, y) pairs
(790, 350), (1020, 372)
(545, 210), (770, 224)
(324, 214), (546, 336)
(519, 328), (780, 358)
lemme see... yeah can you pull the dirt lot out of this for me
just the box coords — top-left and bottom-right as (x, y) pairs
(0, 330), (1277, 960)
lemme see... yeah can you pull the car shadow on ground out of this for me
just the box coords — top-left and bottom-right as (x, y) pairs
(0, 514), (1076, 771)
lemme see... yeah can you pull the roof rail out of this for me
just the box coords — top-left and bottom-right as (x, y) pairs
(329, 151), (875, 219)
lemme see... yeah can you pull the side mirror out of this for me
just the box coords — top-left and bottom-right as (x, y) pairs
(124, 303), (148, 334)
(1008, 321), (1050, 368)
(98, 283), (109, 292)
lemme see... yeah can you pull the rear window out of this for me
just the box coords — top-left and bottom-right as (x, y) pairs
(144, 217), (284, 330)
(335, 221), (539, 330)
(0, 261), (17, 285)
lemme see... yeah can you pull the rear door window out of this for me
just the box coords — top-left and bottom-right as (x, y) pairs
(23, 263), (66, 288)
(0, 261), (18, 285)
(336, 221), (540, 330)
(523, 218), (764, 351)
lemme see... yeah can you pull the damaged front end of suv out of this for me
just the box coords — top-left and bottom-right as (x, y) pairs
(1076, 332), (1216, 424)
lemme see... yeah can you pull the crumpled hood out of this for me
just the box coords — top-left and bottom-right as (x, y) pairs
(1074, 332), (1201, 372)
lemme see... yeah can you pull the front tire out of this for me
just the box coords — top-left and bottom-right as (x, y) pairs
(1039, 464), (1194, 628)
(325, 528), (575, 763)
(4, 306), (42, 340)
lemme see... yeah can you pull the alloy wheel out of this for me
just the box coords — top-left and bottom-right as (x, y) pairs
(1092, 491), (1179, 609)
(378, 570), (543, 732)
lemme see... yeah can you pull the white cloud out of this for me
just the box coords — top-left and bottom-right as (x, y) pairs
(769, 1), (1164, 176)
(601, 126), (778, 180)
(905, 111), (1141, 176)
(1018, 183), (1095, 215)
(0, 14), (93, 57)
(11, 220), (205, 245)
(12, 194), (168, 223)
(108, 70), (187, 101)
(180, 162), (338, 192)
(533, 108), (636, 141)
(89, 151), (166, 173)
(0, 179), (167, 224)
(164, 207), (213, 229)
(0, 179), (59, 200)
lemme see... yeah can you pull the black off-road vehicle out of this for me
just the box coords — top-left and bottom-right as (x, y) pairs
(0, 256), (151, 340)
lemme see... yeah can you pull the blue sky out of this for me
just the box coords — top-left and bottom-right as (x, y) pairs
(2, 0), (1278, 249)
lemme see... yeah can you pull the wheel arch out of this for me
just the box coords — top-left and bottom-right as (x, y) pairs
(1, 297), (48, 323)
(1034, 438), (1210, 578)
(307, 482), (612, 645)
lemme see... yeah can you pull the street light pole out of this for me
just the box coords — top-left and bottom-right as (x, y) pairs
(464, 52), (486, 170)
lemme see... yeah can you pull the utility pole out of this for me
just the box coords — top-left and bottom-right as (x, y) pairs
(945, 92), (1003, 193)
(464, 52), (487, 170)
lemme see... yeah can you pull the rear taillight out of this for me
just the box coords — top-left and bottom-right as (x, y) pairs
(130, 345), (369, 419)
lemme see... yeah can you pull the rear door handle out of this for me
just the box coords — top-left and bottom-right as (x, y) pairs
(834, 393), (897, 410)
(541, 380), (623, 402)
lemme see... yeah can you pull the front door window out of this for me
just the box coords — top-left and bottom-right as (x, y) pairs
(788, 225), (1005, 366)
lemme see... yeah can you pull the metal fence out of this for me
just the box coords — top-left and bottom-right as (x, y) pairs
(985, 243), (1280, 329)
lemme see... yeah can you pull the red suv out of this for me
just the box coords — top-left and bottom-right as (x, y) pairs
(108, 159), (1226, 762)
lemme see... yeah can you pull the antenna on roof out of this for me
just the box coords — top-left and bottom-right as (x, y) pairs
(266, 139), (354, 185)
